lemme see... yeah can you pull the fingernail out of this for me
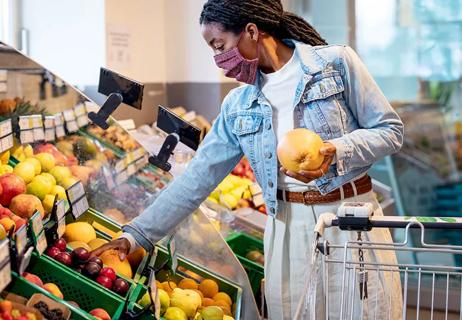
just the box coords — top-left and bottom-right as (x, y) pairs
(119, 253), (126, 261)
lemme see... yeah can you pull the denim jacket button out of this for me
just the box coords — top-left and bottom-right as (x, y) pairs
(269, 207), (275, 214)
(268, 180), (274, 188)
(265, 122), (271, 130)
(265, 152), (272, 159)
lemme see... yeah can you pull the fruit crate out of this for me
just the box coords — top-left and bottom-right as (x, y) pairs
(128, 246), (243, 319)
(7, 253), (126, 320)
(225, 232), (264, 297)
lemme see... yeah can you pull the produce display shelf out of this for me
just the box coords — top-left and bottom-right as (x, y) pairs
(8, 253), (126, 319)
(128, 246), (243, 319)
(78, 128), (126, 158)
(225, 232), (264, 297)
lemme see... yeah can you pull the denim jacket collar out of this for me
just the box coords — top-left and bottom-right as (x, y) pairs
(244, 39), (328, 109)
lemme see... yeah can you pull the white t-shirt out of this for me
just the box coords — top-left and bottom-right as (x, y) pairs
(260, 51), (313, 189)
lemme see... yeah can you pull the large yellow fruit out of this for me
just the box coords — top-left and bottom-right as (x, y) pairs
(164, 307), (187, 320)
(35, 153), (56, 172)
(42, 194), (55, 213)
(276, 128), (325, 172)
(88, 238), (109, 250)
(67, 241), (91, 251)
(200, 306), (224, 320)
(40, 173), (56, 186)
(170, 288), (202, 318)
(13, 162), (36, 183)
(61, 176), (79, 189)
(27, 176), (53, 200)
(24, 157), (41, 175)
(100, 250), (133, 278)
(64, 222), (96, 243)
(49, 166), (72, 184)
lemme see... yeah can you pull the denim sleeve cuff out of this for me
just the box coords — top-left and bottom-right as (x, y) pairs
(119, 232), (139, 255)
(122, 224), (155, 255)
(328, 137), (353, 176)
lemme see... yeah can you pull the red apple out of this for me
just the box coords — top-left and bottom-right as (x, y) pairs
(112, 278), (129, 295)
(99, 267), (116, 282)
(0, 173), (26, 206)
(96, 275), (113, 289)
(46, 246), (61, 259)
(56, 252), (72, 266)
(71, 247), (90, 265)
(54, 238), (67, 252)
(90, 308), (111, 320)
(2, 313), (13, 320)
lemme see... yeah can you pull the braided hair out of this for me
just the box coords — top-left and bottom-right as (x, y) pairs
(199, 0), (327, 46)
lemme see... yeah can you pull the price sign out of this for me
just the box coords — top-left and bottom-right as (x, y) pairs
(66, 120), (79, 133)
(0, 119), (13, 153)
(45, 129), (55, 142)
(0, 240), (9, 264)
(1, 135), (13, 152)
(85, 101), (99, 113)
(30, 211), (43, 237)
(63, 109), (76, 122)
(0, 119), (12, 138)
(77, 115), (89, 128)
(115, 158), (127, 173)
(56, 218), (66, 238)
(18, 116), (33, 130)
(53, 199), (66, 221)
(44, 116), (55, 129)
(0, 260), (11, 293)
(115, 170), (128, 185)
(31, 115), (42, 128)
(19, 130), (34, 144)
(66, 181), (89, 219)
(74, 104), (87, 117)
(35, 232), (47, 255)
(54, 113), (64, 126)
(15, 225), (27, 255)
(127, 163), (136, 177)
(56, 125), (65, 138)
(33, 127), (45, 141)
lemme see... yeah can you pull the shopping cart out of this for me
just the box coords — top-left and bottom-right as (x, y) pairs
(295, 202), (462, 320)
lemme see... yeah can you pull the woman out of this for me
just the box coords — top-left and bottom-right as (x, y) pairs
(93, 0), (403, 318)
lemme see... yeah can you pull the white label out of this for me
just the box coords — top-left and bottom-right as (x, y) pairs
(77, 115), (89, 128)
(33, 128), (45, 141)
(31, 115), (42, 128)
(15, 226), (27, 255)
(30, 211), (43, 237)
(66, 181), (85, 203)
(72, 197), (89, 219)
(56, 126), (65, 138)
(85, 101), (100, 113)
(20, 130), (34, 144)
(0, 262), (11, 292)
(127, 163), (136, 177)
(57, 218), (66, 238)
(54, 114), (64, 126)
(66, 120), (79, 133)
(74, 104), (87, 117)
(0, 240), (9, 264)
(55, 200), (66, 220)
(36, 232), (47, 255)
(19, 116), (32, 130)
(45, 129), (55, 142)
(44, 116), (55, 129)
(63, 109), (76, 121)
(0, 134), (13, 153)
(0, 119), (12, 137)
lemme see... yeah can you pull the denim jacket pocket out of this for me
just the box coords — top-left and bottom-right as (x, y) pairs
(231, 115), (263, 136)
(301, 71), (347, 139)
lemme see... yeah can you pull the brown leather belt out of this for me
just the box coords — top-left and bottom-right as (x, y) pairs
(277, 175), (372, 205)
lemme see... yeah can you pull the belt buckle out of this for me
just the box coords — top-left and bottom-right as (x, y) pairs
(302, 191), (310, 206)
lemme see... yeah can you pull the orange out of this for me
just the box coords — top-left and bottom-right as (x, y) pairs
(202, 298), (215, 307)
(214, 300), (232, 316)
(199, 279), (219, 298)
(0, 217), (15, 234)
(155, 280), (163, 290)
(213, 292), (232, 306)
(178, 278), (198, 290)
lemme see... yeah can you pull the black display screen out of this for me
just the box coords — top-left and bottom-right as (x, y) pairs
(157, 105), (201, 151)
(98, 68), (144, 109)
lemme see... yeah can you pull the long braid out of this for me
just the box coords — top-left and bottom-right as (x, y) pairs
(200, 0), (327, 46)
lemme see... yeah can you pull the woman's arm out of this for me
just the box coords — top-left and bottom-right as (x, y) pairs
(92, 96), (243, 257)
(329, 46), (404, 176)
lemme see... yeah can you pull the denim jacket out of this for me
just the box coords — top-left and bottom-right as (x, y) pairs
(123, 40), (404, 252)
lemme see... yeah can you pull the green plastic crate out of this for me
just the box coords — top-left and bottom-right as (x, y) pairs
(226, 232), (264, 297)
(129, 247), (243, 319)
(9, 253), (125, 319)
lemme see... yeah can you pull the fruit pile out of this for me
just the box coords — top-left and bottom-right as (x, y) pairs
(87, 125), (140, 152)
(0, 300), (38, 320)
(138, 278), (235, 320)
(245, 250), (264, 266)
(22, 272), (64, 300)
(46, 239), (130, 297)
(231, 158), (255, 182)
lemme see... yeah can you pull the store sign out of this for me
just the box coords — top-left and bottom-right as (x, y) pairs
(66, 181), (89, 219)
(0, 119), (13, 153)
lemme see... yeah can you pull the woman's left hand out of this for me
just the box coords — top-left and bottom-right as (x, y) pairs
(280, 142), (337, 184)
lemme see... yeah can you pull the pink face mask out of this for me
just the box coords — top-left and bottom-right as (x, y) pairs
(214, 33), (259, 85)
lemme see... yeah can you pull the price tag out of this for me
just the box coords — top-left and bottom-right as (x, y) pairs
(54, 113), (64, 126)
(66, 120), (79, 133)
(53, 199), (66, 221)
(74, 104), (87, 117)
(44, 116), (55, 129)
(15, 225), (27, 255)
(18, 116), (33, 130)
(56, 218), (66, 238)
(0, 240), (9, 264)
(71, 197), (89, 219)
(115, 158), (127, 173)
(167, 235), (178, 274)
(77, 116), (89, 128)
(33, 127), (45, 141)
(31, 115), (42, 128)
(45, 129), (55, 142)
(115, 170), (128, 185)
(30, 211), (43, 237)
(35, 232), (47, 255)
(127, 163), (136, 177)
(56, 125), (65, 138)
(19, 130), (34, 144)
(0, 119), (12, 137)
(63, 109), (76, 122)
(102, 166), (115, 190)
(85, 101), (99, 113)
(0, 134), (13, 153)
(66, 181), (85, 203)
(0, 260), (11, 293)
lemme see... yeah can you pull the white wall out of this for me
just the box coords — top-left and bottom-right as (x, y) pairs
(21, 0), (106, 87)
(105, 0), (166, 83)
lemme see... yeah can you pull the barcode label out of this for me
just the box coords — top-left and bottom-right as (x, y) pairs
(72, 197), (89, 219)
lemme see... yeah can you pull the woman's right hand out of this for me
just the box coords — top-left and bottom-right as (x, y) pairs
(90, 238), (131, 261)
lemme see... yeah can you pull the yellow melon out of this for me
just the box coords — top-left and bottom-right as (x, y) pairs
(100, 250), (133, 278)
(64, 222), (97, 243)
